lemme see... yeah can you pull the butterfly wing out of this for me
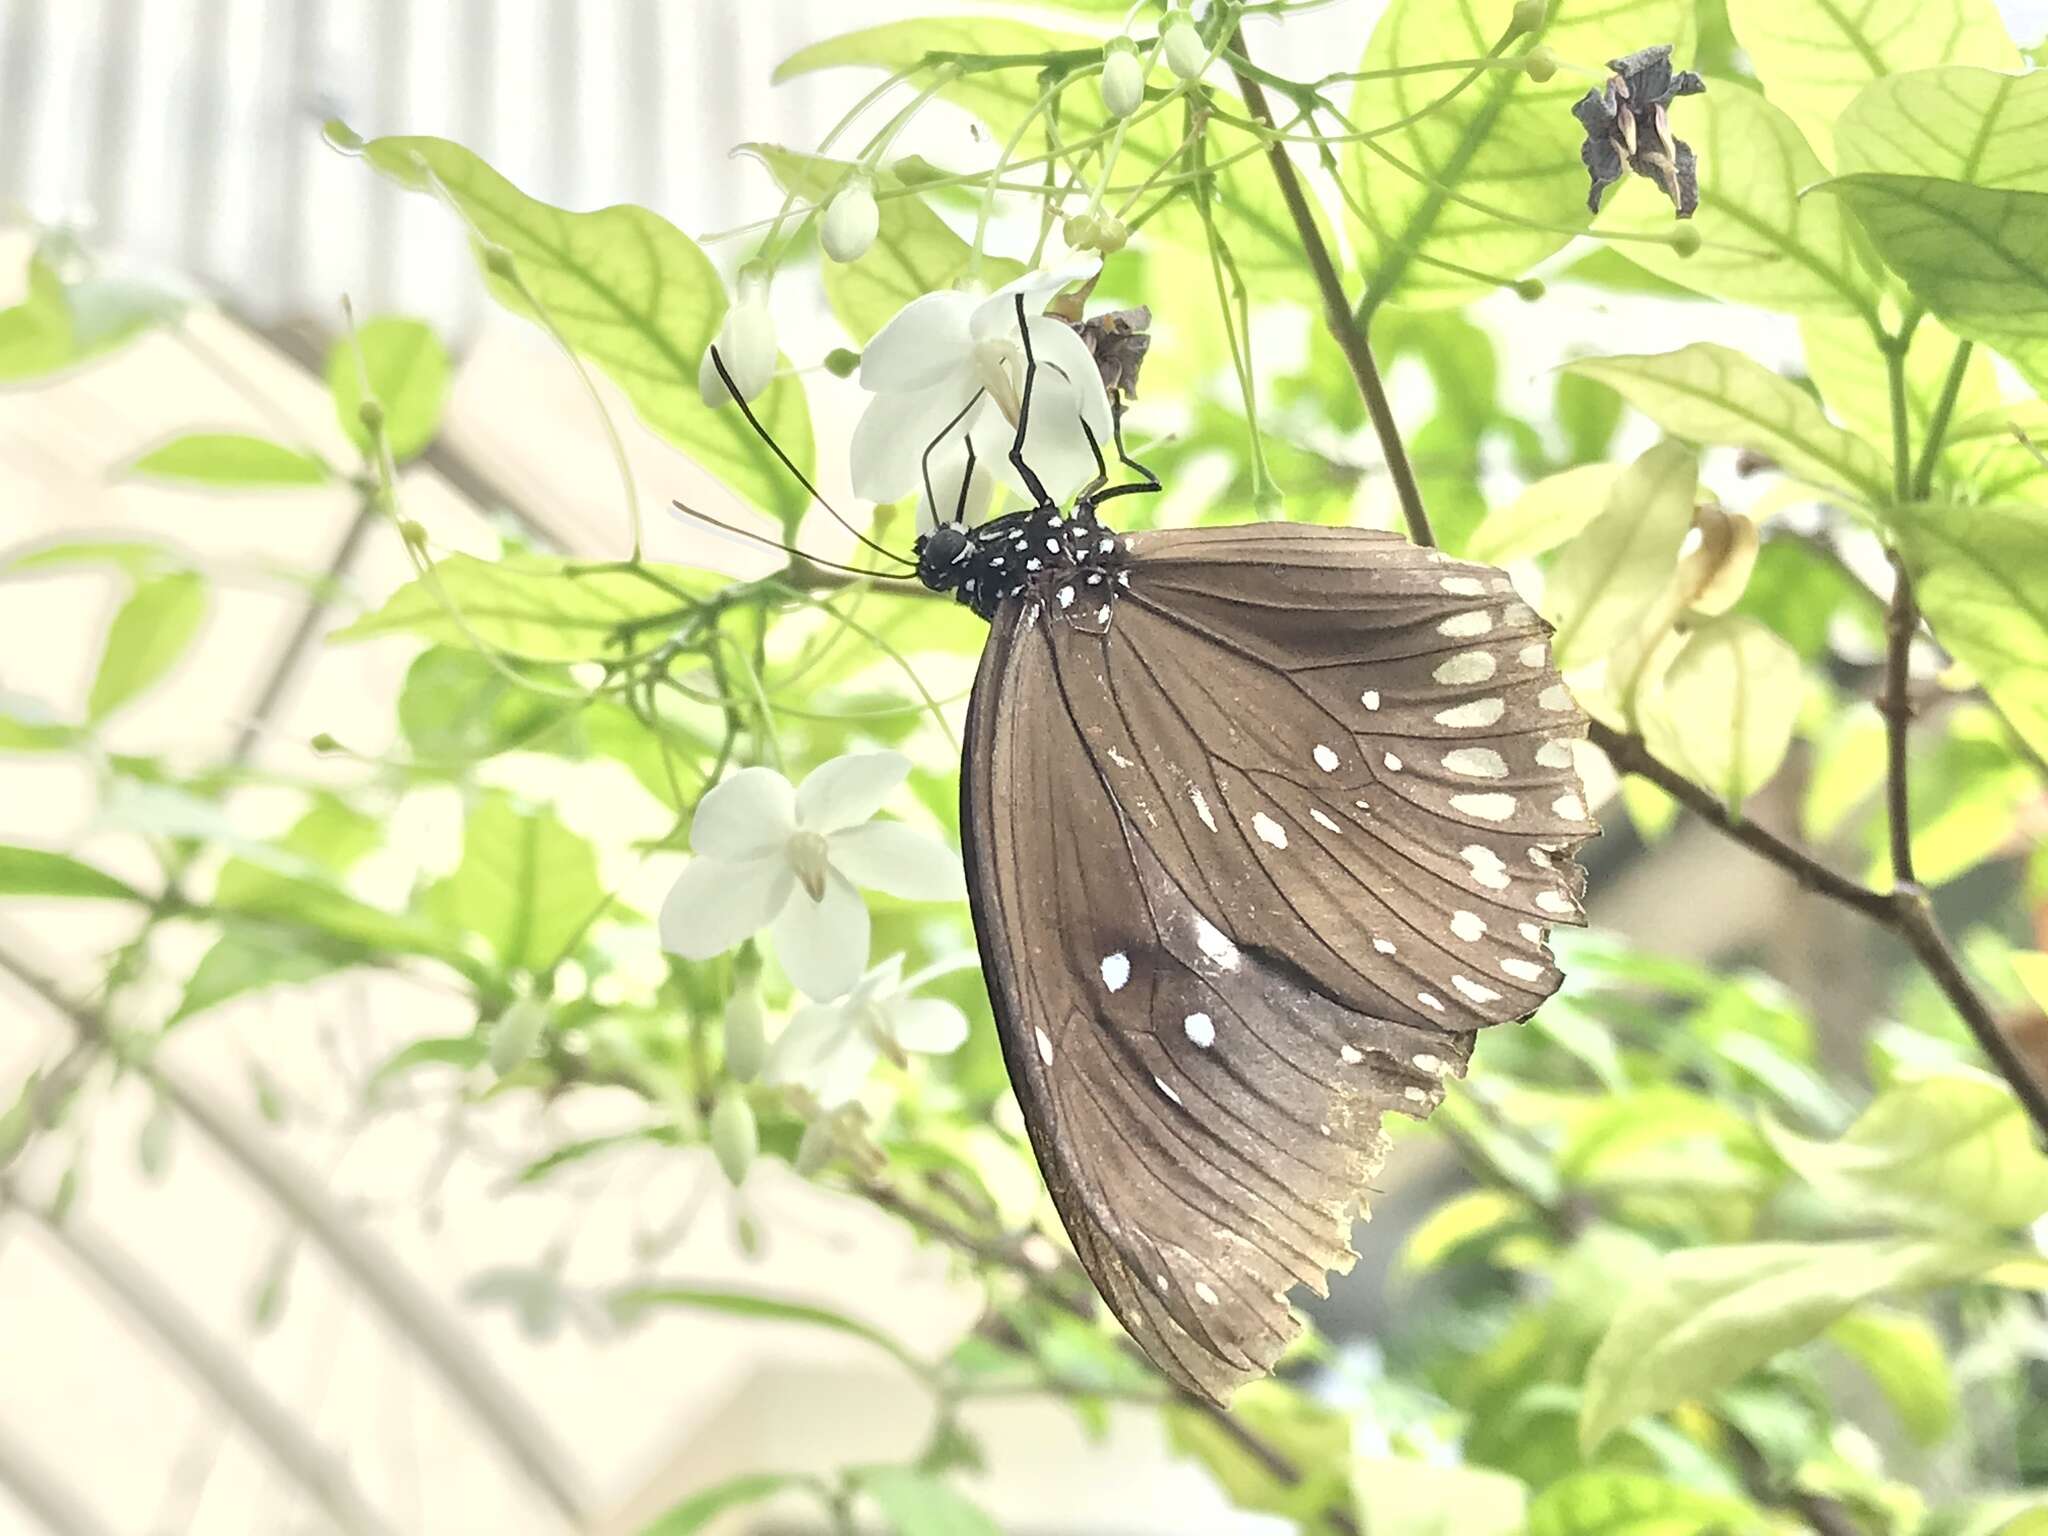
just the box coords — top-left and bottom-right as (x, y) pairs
(961, 524), (1592, 1403)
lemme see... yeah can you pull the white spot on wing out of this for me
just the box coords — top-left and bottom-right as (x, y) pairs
(1194, 1281), (1220, 1306)
(1340, 1045), (1363, 1065)
(1461, 844), (1511, 890)
(1183, 1012), (1215, 1047)
(1451, 791), (1518, 821)
(1035, 1027), (1054, 1065)
(1440, 576), (1487, 596)
(1528, 848), (1553, 869)
(1453, 974), (1503, 1004)
(1100, 952), (1130, 992)
(1540, 684), (1574, 712)
(1361, 690), (1381, 711)
(1553, 793), (1587, 821)
(1154, 1074), (1183, 1106)
(1373, 937), (1397, 955)
(1439, 611), (1493, 638)
(1404, 1085), (1430, 1102)
(1383, 752), (1404, 772)
(1537, 740), (1576, 769)
(1309, 808), (1341, 833)
(1194, 917), (1239, 971)
(1056, 586), (1074, 609)
(1444, 747), (1508, 778)
(1418, 992), (1445, 1012)
(1313, 744), (1340, 772)
(1412, 1052), (1442, 1073)
(1519, 922), (1543, 943)
(1520, 642), (1546, 667)
(1252, 812), (1288, 849)
(1536, 890), (1577, 916)
(1436, 697), (1506, 729)
(1450, 910), (1487, 942)
(1190, 787), (1217, 831)
(1106, 747), (1134, 768)
(1502, 957), (1547, 982)
(1433, 651), (1497, 686)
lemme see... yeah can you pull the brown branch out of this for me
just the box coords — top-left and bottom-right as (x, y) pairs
(1881, 551), (1919, 887)
(1722, 1417), (1864, 1536)
(1226, 29), (1435, 550)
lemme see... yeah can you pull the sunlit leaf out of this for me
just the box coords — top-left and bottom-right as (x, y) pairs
(1566, 345), (1890, 505)
(1723, 0), (2020, 162)
(171, 938), (343, 1027)
(0, 846), (145, 902)
(125, 433), (331, 489)
(1827, 1306), (1958, 1445)
(614, 1285), (927, 1377)
(1525, 1470), (1768, 1536)
(397, 647), (585, 763)
(1580, 1237), (2001, 1450)
(1544, 442), (1696, 671)
(421, 793), (605, 973)
(1640, 616), (1804, 812)
(88, 572), (207, 720)
(1890, 501), (2048, 763)
(1599, 86), (1879, 317)
(1764, 1071), (2048, 1231)
(1164, 1380), (1353, 1527)
(860, 1468), (999, 1536)
(1346, 0), (1693, 312)
(327, 315), (452, 463)
(640, 1472), (807, 1536)
(347, 132), (813, 525)
(1468, 463), (1621, 567)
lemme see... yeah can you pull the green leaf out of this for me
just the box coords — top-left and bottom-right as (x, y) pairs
(347, 133), (813, 526)
(1164, 1380), (1353, 1526)
(421, 793), (604, 973)
(1819, 175), (2048, 393)
(1525, 1471), (1769, 1536)
(88, 571), (207, 720)
(326, 316), (451, 463)
(739, 145), (1021, 343)
(171, 938), (343, 1027)
(1565, 345), (1890, 505)
(1724, 0), (2020, 161)
(0, 846), (145, 902)
(1640, 617), (1804, 812)
(332, 553), (711, 663)
(1765, 1071), (2048, 1230)
(397, 647), (584, 763)
(1579, 1237), (2000, 1450)
(614, 1286), (927, 1379)
(1398, 1188), (1530, 1273)
(1597, 85), (1879, 318)
(1468, 463), (1621, 567)
(1346, 0), (1693, 312)
(0, 257), (75, 381)
(1557, 1087), (1770, 1195)
(1838, 67), (2048, 191)
(1544, 442), (1696, 670)
(1889, 501), (2048, 763)
(1827, 1306), (1958, 1444)
(125, 433), (331, 489)
(859, 1469), (998, 1536)
(1802, 314), (2002, 490)
(639, 1472), (805, 1536)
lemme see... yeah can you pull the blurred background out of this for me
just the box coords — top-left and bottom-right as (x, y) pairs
(4, 2), (2048, 1534)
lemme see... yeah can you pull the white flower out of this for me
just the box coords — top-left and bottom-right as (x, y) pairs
(766, 953), (972, 1107)
(820, 176), (880, 263)
(1099, 39), (1147, 119)
(658, 751), (962, 1002)
(849, 262), (1115, 531)
(697, 271), (777, 407)
(1161, 12), (1207, 81)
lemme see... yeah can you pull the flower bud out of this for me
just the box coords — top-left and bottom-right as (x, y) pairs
(1669, 224), (1702, 257)
(1510, 0), (1547, 37)
(1522, 45), (1559, 83)
(488, 997), (548, 1077)
(1092, 213), (1129, 254)
(724, 984), (767, 1082)
(820, 175), (879, 263)
(1100, 39), (1147, 120)
(1161, 11), (1207, 81)
(709, 1086), (758, 1186)
(397, 518), (428, 550)
(1063, 211), (1101, 250)
(1514, 278), (1546, 301)
(824, 347), (861, 378)
(697, 275), (777, 407)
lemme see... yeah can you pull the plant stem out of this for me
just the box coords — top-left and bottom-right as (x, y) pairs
(1881, 550), (1919, 887)
(1911, 339), (1975, 501)
(1227, 27), (1435, 548)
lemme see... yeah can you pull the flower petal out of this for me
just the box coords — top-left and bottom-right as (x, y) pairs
(887, 997), (968, 1056)
(658, 855), (793, 960)
(772, 868), (870, 1001)
(766, 1002), (856, 1085)
(850, 378), (986, 504)
(969, 386), (1104, 507)
(813, 1033), (883, 1107)
(1024, 314), (1114, 442)
(690, 765), (797, 858)
(797, 750), (912, 833)
(969, 259), (1102, 340)
(829, 821), (965, 901)
(860, 290), (976, 393)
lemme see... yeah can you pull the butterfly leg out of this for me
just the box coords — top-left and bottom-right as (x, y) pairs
(953, 431), (979, 526)
(1009, 293), (1055, 509)
(1087, 394), (1164, 507)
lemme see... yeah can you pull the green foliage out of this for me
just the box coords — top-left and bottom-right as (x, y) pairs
(327, 316), (451, 462)
(1640, 617), (1803, 813)
(0, 846), (144, 903)
(124, 433), (331, 488)
(88, 571), (207, 720)
(1543, 441), (1695, 672)
(421, 794), (604, 975)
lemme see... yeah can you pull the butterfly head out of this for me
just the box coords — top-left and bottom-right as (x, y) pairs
(912, 523), (975, 595)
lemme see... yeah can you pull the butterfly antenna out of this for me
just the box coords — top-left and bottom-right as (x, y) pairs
(921, 388), (987, 528)
(709, 347), (916, 569)
(670, 498), (916, 582)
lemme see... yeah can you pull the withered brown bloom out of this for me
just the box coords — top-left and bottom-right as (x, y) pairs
(1071, 305), (1154, 398)
(1572, 45), (1705, 218)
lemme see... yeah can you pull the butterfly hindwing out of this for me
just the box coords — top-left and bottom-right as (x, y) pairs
(961, 524), (1592, 1402)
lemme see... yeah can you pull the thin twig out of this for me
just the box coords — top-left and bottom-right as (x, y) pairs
(1881, 551), (1920, 887)
(1722, 1417), (1864, 1536)
(1227, 27), (1435, 549)
(0, 1411), (126, 1536)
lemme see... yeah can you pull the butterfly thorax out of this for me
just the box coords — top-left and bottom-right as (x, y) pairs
(914, 499), (1130, 627)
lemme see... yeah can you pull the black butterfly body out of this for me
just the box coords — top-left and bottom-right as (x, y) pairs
(919, 482), (1593, 1404)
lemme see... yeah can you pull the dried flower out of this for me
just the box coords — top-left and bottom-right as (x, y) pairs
(1073, 306), (1154, 398)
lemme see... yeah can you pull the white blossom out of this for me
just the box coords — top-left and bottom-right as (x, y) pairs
(766, 953), (973, 1107)
(697, 271), (777, 407)
(1161, 12), (1208, 81)
(849, 261), (1114, 531)
(1099, 40), (1147, 119)
(821, 176), (880, 263)
(658, 751), (962, 1002)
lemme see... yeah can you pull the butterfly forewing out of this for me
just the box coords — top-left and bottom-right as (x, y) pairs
(962, 523), (1591, 1402)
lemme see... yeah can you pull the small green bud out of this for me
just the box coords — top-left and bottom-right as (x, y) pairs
(480, 244), (520, 283)
(1510, 0), (1548, 37)
(1160, 11), (1207, 81)
(820, 175), (879, 263)
(1092, 212), (1129, 255)
(397, 518), (428, 550)
(309, 732), (342, 754)
(488, 997), (548, 1077)
(1514, 277), (1546, 301)
(1064, 211), (1101, 250)
(321, 119), (366, 153)
(1669, 223), (1702, 257)
(888, 154), (948, 186)
(710, 1087), (758, 1186)
(824, 348), (861, 379)
(724, 985), (767, 1083)
(356, 397), (385, 435)
(1100, 38), (1147, 119)
(1522, 45), (1559, 83)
